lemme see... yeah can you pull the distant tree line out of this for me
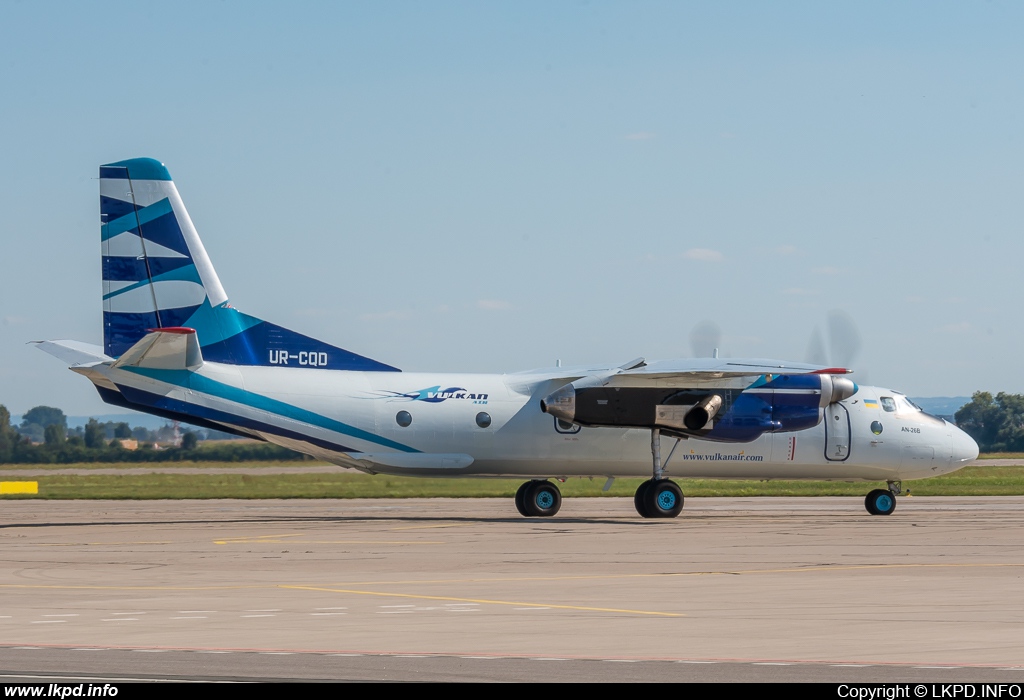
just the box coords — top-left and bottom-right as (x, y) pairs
(954, 392), (1024, 453)
(0, 405), (305, 464)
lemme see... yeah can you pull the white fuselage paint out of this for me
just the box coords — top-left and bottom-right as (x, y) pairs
(88, 360), (979, 482)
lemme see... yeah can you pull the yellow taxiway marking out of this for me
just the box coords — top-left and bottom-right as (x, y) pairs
(280, 585), (683, 617)
(214, 539), (444, 545)
(213, 534), (304, 544)
(389, 523), (468, 531)
(213, 533), (444, 545)
(37, 542), (173, 547)
(1, 562), (1020, 594)
(0, 481), (38, 495)
(319, 562), (1024, 588)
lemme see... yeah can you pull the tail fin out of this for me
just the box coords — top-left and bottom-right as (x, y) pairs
(100, 158), (399, 372)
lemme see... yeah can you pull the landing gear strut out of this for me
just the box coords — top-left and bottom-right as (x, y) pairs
(865, 481), (900, 516)
(515, 480), (562, 517)
(634, 429), (685, 518)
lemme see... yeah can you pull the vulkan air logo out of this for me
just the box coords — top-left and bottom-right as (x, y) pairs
(377, 386), (489, 404)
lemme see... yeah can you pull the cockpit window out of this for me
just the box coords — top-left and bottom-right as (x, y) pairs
(880, 397), (896, 413)
(898, 396), (923, 413)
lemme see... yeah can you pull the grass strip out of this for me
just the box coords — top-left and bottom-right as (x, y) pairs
(2, 465), (1023, 499)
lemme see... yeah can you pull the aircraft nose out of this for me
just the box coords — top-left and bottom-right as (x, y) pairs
(951, 426), (979, 465)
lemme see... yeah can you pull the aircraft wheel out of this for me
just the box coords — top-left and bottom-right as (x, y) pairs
(523, 480), (561, 517)
(514, 481), (533, 517)
(644, 479), (684, 519)
(634, 479), (653, 518)
(865, 488), (896, 516)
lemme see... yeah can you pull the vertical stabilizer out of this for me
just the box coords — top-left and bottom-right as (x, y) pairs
(100, 158), (399, 372)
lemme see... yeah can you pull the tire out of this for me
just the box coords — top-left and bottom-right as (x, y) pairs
(524, 480), (561, 517)
(514, 481), (532, 517)
(865, 488), (896, 516)
(643, 479), (684, 519)
(634, 479), (653, 518)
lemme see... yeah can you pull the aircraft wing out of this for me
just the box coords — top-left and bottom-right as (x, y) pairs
(605, 358), (850, 388)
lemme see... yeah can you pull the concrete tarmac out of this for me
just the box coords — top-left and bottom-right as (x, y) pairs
(1, 497), (1023, 682)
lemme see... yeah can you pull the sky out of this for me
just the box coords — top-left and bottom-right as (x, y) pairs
(1, 1), (1022, 416)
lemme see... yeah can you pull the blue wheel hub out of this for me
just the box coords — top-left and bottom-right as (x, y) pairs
(535, 490), (554, 509)
(657, 490), (677, 510)
(875, 493), (893, 512)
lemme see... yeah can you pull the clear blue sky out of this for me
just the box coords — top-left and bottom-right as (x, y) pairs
(2, 1), (1022, 415)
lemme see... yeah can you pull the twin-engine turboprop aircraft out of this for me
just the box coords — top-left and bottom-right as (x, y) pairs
(37, 158), (979, 518)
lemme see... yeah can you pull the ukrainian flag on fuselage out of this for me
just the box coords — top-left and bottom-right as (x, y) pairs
(99, 158), (399, 372)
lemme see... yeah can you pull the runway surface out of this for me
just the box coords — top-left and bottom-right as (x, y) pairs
(2, 496), (1023, 682)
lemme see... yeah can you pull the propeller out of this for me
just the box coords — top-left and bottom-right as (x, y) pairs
(690, 320), (722, 358)
(806, 310), (863, 371)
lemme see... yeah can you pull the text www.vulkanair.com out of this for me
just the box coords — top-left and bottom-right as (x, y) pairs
(678, 453), (764, 461)
(6, 685), (118, 698)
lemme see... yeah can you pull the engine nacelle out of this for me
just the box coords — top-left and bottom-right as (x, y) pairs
(540, 372), (857, 442)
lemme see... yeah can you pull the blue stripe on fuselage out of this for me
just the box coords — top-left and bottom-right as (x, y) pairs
(120, 366), (418, 453)
(113, 383), (358, 453)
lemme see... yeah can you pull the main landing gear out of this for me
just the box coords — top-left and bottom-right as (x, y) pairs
(865, 481), (900, 516)
(515, 479), (562, 517)
(634, 428), (685, 519)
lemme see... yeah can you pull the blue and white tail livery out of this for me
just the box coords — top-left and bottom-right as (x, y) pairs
(37, 157), (979, 519)
(100, 158), (397, 371)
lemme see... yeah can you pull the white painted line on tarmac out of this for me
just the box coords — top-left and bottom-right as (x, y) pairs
(605, 659), (640, 663)
(330, 653), (364, 657)
(315, 607), (348, 610)
(915, 666), (961, 669)
(101, 618), (138, 621)
(30, 620), (66, 624)
(753, 662), (793, 666)
(832, 664), (872, 667)
(259, 652), (294, 655)
(195, 651), (232, 654)
(531, 658), (569, 661)
(112, 611), (146, 615)
(310, 612), (347, 615)
(71, 648), (106, 651)
(377, 610), (412, 614)
(676, 660), (717, 664)
(245, 609), (281, 612)
(179, 610), (216, 613)
(43, 614), (78, 617)
(240, 614), (276, 618)
(131, 649), (168, 653)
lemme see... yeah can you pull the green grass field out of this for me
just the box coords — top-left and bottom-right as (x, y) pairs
(2, 462), (1024, 499)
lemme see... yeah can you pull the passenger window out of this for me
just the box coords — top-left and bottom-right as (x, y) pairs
(880, 397), (896, 413)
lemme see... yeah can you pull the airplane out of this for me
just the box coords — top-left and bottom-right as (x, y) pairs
(36, 158), (980, 519)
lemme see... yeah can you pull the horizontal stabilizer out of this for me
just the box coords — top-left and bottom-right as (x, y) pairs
(31, 340), (111, 367)
(349, 453), (474, 470)
(111, 327), (203, 371)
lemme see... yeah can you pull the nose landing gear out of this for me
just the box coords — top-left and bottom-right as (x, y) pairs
(865, 481), (901, 516)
